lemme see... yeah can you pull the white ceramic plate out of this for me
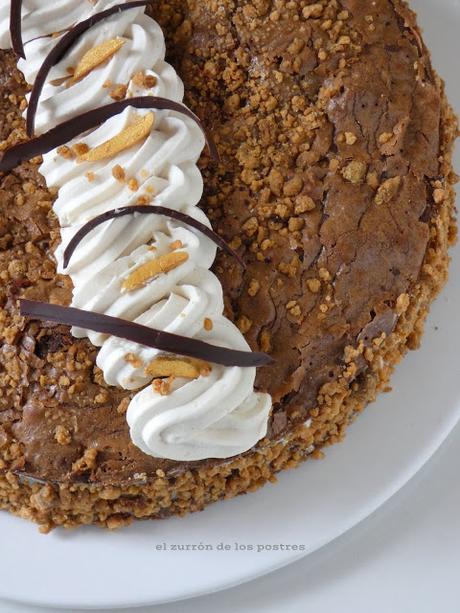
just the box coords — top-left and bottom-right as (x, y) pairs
(1, 0), (459, 608)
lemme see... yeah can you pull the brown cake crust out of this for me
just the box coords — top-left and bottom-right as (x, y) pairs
(0, 0), (457, 530)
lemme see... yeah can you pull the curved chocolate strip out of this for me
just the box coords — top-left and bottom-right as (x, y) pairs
(10, 0), (25, 59)
(20, 300), (273, 368)
(63, 205), (244, 269)
(0, 96), (219, 173)
(26, 0), (154, 136)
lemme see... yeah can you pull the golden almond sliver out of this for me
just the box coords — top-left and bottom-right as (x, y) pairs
(145, 357), (212, 379)
(79, 112), (155, 163)
(72, 38), (125, 82)
(122, 251), (189, 291)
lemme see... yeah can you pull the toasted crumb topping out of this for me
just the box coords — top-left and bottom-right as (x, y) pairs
(307, 278), (321, 293)
(71, 448), (98, 475)
(124, 353), (143, 368)
(375, 176), (401, 205)
(57, 145), (74, 159)
(72, 143), (89, 157)
(54, 425), (72, 446)
(153, 376), (175, 395)
(341, 161), (367, 184)
(112, 164), (126, 181)
(169, 240), (183, 251)
(110, 84), (128, 101)
(127, 178), (139, 191)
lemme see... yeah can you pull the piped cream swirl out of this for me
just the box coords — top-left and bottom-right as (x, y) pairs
(0, 1), (271, 461)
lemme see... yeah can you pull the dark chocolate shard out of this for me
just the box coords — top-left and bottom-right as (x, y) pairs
(20, 300), (273, 368)
(26, 1), (154, 136)
(0, 96), (218, 173)
(10, 0), (25, 59)
(63, 205), (244, 269)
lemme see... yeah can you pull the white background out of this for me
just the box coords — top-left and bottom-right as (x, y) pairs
(0, 0), (459, 610)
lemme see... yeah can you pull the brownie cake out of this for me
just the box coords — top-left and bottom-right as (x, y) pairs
(0, 0), (457, 532)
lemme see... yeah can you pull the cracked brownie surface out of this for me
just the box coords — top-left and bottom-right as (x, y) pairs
(0, 0), (458, 530)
